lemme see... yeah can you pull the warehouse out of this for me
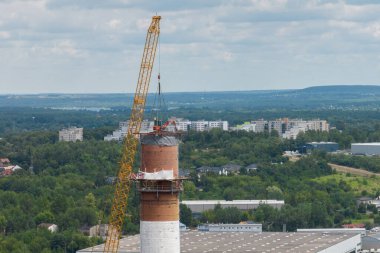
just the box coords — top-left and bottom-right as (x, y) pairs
(351, 143), (380, 156)
(306, 142), (339, 152)
(77, 231), (362, 253)
(197, 223), (262, 232)
(181, 200), (284, 214)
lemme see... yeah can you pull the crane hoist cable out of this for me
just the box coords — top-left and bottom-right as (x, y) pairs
(103, 15), (161, 253)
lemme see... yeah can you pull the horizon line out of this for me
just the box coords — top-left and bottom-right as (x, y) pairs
(0, 84), (379, 96)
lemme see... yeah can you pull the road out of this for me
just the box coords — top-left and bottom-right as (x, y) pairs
(328, 163), (380, 177)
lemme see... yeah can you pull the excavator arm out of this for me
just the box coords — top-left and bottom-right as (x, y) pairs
(103, 16), (161, 253)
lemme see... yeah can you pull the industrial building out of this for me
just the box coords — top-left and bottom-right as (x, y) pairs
(361, 232), (380, 251)
(77, 231), (362, 253)
(181, 200), (285, 214)
(198, 223), (262, 232)
(351, 143), (380, 156)
(59, 127), (83, 142)
(297, 228), (367, 236)
(306, 142), (339, 152)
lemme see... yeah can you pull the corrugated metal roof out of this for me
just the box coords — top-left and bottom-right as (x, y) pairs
(77, 231), (359, 253)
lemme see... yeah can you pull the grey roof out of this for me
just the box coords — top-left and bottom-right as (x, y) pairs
(307, 142), (338, 144)
(222, 163), (241, 171)
(179, 168), (191, 177)
(362, 235), (380, 250)
(196, 166), (221, 173)
(246, 163), (258, 169)
(77, 231), (359, 253)
(105, 177), (116, 184)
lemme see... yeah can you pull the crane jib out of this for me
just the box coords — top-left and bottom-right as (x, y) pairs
(103, 16), (161, 253)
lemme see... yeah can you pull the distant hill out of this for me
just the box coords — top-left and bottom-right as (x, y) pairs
(299, 85), (380, 94)
(0, 85), (380, 110)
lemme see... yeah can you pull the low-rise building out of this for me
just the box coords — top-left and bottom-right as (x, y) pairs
(0, 158), (22, 177)
(181, 200), (285, 214)
(59, 127), (83, 142)
(89, 224), (109, 238)
(196, 166), (224, 175)
(221, 163), (241, 174)
(0, 158), (11, 167)
(38, 223), (58, 233)
(352, 143), (380, 156)
(196, 164), (242, 176)
(342, 223), (365, 229)
(359, 196), (380, 210)
(245, 163), (258, 172)
(198, 223), (262, 233)
(306, 142), (339, 152)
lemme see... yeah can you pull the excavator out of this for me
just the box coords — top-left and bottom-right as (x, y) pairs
(103, 16), (161, 253)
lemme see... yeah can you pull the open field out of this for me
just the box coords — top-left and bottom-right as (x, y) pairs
(314, 173), (380, 196)
(328, 163), (380, 177)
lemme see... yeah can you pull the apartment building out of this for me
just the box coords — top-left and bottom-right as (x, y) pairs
(104, 120), (154, 141)
(238, 118), (329, 139)
(59, 127), (83, 142)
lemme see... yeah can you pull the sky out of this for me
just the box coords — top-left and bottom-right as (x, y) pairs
(0, 0), (380, 93)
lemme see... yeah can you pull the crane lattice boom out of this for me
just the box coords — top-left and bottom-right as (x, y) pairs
(103, 16), (161, 253)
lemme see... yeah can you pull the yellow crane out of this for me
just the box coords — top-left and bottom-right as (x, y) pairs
(103, 16), (161, 253)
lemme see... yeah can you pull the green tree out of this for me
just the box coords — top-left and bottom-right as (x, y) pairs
(180, 204), (193, 227)
(35, 211), (55, 225)
(0, 214), (6, 234)
(85, 193), (96, 208)
(266, 186), (284, 200)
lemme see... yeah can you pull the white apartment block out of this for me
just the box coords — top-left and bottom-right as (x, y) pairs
(282, 126), (306, 139)
(190, 120), (228, 132)
(251, 120), (267, 132)
(190, 120), (209, 132)
(270, 120), (284, 134)
(59, 127), (83, 142)
(104, 118), (229, 141)
(235, 122), (256, 132)
(169, 117), (191, 131)
(208, 120), (229, 131)
(104, 120), (154, 141)
(240, 118), (329, 139)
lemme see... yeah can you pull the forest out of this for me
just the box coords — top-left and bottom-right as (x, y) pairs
(1, 104), (380, 252)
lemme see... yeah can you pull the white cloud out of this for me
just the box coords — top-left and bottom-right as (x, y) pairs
(107, 19), (122, 29)
(0, 31), (11, 39)
(51, 40), (84, 57)
(221, 51), (233, 62)
(249, 0), (288, 11)
(136, 18), (151, 31)
(365, 22), (380, 38)
(1, 0), (380, 93)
